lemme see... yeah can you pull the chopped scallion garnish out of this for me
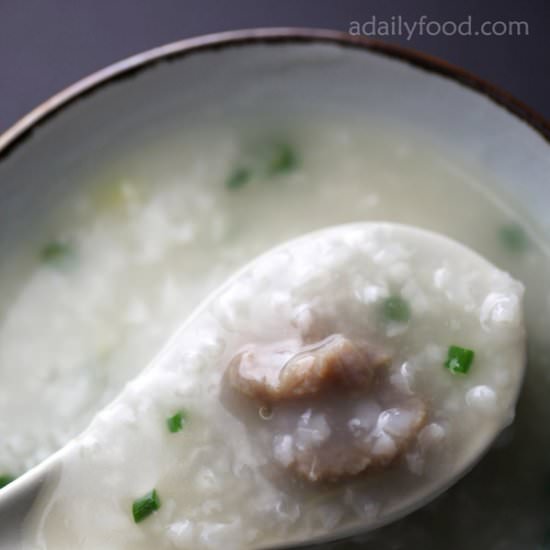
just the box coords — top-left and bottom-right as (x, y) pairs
(225, 167), (251, 190)
(444, 345), (475, 375)
(499, 224), (529, 252)
(166, 410), (186, 433)
(0, 475), (15, 489)
(132, 489), (161, 523)
(226, 141), (299, 191)
(267, 143), (298, 175)
(382, 296), (411, 323)
(40, 240), (73, 265)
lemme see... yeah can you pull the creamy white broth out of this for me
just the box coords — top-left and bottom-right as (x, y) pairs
(0, 115), (548, 547)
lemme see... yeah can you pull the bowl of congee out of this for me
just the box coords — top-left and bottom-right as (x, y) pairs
(0, 29), (548, 550)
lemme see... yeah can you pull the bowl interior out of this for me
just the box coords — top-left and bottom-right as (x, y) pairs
(1, 36), (549, 549)
(1, 39), (549, 258)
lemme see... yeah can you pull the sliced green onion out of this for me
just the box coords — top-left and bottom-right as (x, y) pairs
(444, 345), (475, 375)
(0, 475), (15, 489)
(382, 296), (411, 323)
(499, 224), (529, 252)
(267, 143), (298, 175)
(40, 240), (73, 265)
(225, 167), (251, 190)
(132, 489), (161, 523)
(227, 142), (298, 189)
(166, 410), (186, 433)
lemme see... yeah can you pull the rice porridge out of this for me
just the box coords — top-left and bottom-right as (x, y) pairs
(0, 116), (548, 548)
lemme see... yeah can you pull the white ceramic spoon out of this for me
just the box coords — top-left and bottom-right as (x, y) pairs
(0, 223), (525, 549)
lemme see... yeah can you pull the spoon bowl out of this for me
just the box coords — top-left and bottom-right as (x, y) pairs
(1, 222), (525, 549)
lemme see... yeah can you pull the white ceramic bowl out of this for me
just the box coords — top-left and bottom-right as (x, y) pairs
(0, 29), (548, 549)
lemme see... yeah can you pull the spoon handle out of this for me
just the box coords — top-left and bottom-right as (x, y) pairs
(0, 453), (60, 549)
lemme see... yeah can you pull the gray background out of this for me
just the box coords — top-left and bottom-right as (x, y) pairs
(0, 0), (549, 132)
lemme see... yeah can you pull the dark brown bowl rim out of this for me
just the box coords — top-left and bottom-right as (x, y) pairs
(1, 27), (549, 161)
